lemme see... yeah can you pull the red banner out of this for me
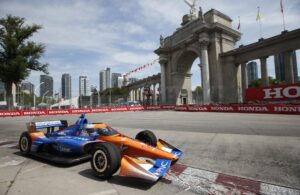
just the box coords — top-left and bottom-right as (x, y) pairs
(0, 104), (300, 117)
(91, 108), (111, 113)
(111, 107), (129, 112)
(128, 106), (144, 111)
(23, 110), (48, 116)
(161, 105), (176, 110)
(70, 108), (91, 114)
(246, 83), (300, 102)
(48, 109), (70, 115)
(145, 106), (161, 110)
(174, 104), (300, 114)
(0, 110), (22, 117)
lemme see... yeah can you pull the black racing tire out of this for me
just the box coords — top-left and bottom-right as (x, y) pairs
(91, 142), (121, 179)
(135, 130), (157, 147)
(19, 132), (31, 154)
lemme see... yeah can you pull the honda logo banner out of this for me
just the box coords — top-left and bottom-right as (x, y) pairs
(246, 83), (300, 102)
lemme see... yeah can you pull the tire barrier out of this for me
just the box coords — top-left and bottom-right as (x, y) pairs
(0, 104), (299, 117)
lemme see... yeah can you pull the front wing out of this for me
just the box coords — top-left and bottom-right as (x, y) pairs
(119, 139), (183, 182)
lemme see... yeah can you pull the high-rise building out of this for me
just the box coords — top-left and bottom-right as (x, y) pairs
(274, 51), (298, 82)
(61, 74), (72, 100)
(79, 76), (90, 96)
(40, 75), (53, 97)
(99, 68), (111, 92)
(117, 76), (124, 88)
(21, 81), (34, 95)
(106, 68), (111, 89)
(99, 71), (106, 92)
(112, 73), (122, 88)
(247, 61), (258, 84)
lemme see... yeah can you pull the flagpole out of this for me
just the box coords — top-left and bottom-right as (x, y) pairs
(259, 17), (262, 38)
(257, 6), (262, 38)
(238, 16), (243, 45)
(282, 12), (286, 31)
(281, 0), (286, 31)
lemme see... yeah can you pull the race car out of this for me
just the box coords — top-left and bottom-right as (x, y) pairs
(19, 114), (182, 182)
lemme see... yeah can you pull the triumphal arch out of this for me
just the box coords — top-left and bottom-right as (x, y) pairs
(155, 8), (241, 105)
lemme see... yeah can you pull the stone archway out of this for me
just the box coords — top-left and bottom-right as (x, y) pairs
(155, 9), (241, 105)
(172, 46), (201, 105)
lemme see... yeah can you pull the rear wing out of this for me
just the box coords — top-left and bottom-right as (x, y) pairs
(26, 120), (68, 133)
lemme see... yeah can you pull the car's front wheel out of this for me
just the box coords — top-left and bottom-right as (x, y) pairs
(135, 130), (157, 147)
(19, 132), (31, 154)
(91, 143), (121, 179)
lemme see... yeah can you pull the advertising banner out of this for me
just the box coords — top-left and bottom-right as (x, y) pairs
(91, 108), (111, 113)
(111, 107), (129, 112)
(246, 83), (300, 102)
(48, 109), (70, 115)
(144, 106), (161, 110)
(1, 104), (300, 117)
(128, 106), (144, 111)
(70, 108), (91, 114)
(23, 110), (48, 116)
(0, 110), (22, 117)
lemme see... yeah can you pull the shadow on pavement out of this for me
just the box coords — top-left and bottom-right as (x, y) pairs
(79, 169), (155, 190)
(13, 151), (89, 168)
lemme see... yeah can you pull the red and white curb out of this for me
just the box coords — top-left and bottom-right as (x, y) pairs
(166, 164), (300, 195)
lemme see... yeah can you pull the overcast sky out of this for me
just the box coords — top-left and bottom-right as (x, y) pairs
(1, 0), (299, 96)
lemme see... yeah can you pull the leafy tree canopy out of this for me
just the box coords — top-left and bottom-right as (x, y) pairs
(0, 15), (48, 109)
(248, 77), (282, 88)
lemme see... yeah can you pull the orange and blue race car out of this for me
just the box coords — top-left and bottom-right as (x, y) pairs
(19, 114), (183, 182)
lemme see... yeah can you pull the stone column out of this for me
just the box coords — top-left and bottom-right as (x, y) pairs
(241, 62), (248, 102)
(134, 89), (137, 101)
(128, 90), (131, 101)
(260, 57), (269, 86)
(130, 89), (133, 101)
(138, 88), (141, 102)
(140, 87), (144, 104)
(152, 84), (156, 105)
(199, 34), (210, 104)
(159, 55), (168, 105)
(284, 51), (295, 84)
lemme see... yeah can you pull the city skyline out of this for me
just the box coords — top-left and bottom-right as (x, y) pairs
(0, 0), (299, 96)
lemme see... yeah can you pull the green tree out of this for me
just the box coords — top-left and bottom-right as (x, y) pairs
(192, 86), (203, 104)
(0, 15), (48, 110)
(248, 77), (282, 88)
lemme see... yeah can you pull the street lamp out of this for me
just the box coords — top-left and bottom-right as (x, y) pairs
(97, 90), (101, 107)
(33, 82), (44, 110)
(42, 90), (49, 103)
(109, 88), (112, 107)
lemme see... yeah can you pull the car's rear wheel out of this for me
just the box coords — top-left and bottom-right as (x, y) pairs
(135, 130), (157, 147)
(91, 143), (121, 179)
(19, 132), (31, 154)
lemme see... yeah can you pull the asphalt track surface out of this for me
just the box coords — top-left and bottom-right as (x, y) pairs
(0, 111), (299, 194)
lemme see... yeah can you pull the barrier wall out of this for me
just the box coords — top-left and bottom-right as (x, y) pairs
(174, 104), (300, 114)
(0, 104), (299, 117)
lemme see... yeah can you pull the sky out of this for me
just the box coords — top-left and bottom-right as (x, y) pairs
(1, 0), (300, 97)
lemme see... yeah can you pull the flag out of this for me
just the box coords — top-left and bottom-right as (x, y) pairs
(237, 16), (241, 30)
(280, 0), (284, 13)
(256, 6), (261, 21)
